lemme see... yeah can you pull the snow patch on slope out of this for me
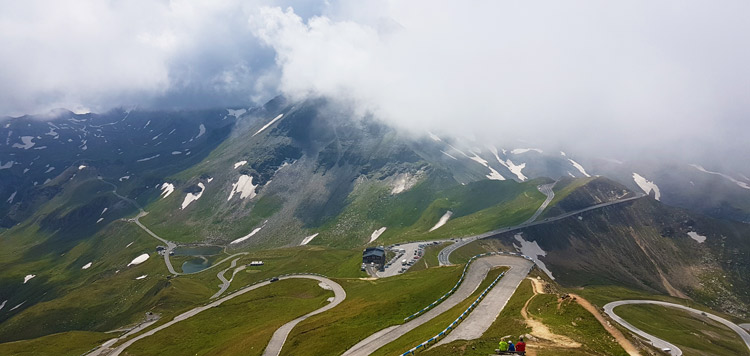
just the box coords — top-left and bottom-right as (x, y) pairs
(7, 191), (16, 203)
(427, 132), (442, 142)
(12, 136), (35, 149)
(632, 173), (661, 200)
(127, 254), (149, 266)
(81, 262), (92, 270)
(23, 274), (36, 284)
(486, 166), (505, 181)
(233, 161), (247, 169)
(227, 109), (247, 118)
(181, 182), (205, 209)
(228, 175), (257, 200)
(135, 275), (147, 280)
(490, 146), (526, 181)
(0, 161), (13, 169)
(441, 150), (457, 160)
(136, 154), (160, 162)
(689, 164), (750, 190)
(568, 159), (591, 177)
(300, 233), (319, 246)
(687, 231), (706, 243)
(468, 152), (505, 180)
(230, 226), (263, 244)
(429, 211), (453, 232)
(369, 227), (387, 243)
(511, 148), (542, 154)
(160, 183), (175, 198)
(468, 153), (489, 166)
(253, 114), (284, 136)
(514, 233), (554, 279)
(195, 124), (206, 138)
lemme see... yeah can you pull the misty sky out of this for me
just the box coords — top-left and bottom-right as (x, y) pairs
(1, 0), (748, 161)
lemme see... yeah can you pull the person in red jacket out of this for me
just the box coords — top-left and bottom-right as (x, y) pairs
(515, 337), (526, 355)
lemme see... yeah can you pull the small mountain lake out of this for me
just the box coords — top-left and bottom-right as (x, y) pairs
(174, 245), (223, 273)
(181, 257), (212, 273)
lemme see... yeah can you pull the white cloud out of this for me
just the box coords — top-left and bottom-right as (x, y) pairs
(252, 1), (750, 157)
(0, 0), (320, 116)
(1, 1), (749, 163)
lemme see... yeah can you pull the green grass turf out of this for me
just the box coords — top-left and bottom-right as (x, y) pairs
(421, 274), (628, 356)
(0, 331), (111, 356)
(409, 242), (449, 272)
(125, 278), (332, 356)
(279, 265), (463, 356)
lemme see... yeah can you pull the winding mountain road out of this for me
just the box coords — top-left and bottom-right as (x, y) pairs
(210, 258), (245, 299)
(342, 255), (532, 356)
(436, 256), (533, 345)
(438, 190), (644, 266)
(262, 278), (346, 356)
(99, 177), (179, 274)
(102, 275), (344, 356)
(525, 182), (556, 224)
(603, 300), (750, 356)
(100, 177), (248, 281)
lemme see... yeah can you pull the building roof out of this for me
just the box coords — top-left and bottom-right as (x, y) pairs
(363, 247), (385, 258)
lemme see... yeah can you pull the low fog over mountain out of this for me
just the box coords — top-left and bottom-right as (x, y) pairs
(1, 2), (749, 356)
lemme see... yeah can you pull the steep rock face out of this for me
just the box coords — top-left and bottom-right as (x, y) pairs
(588, 159), (750, 223)
(486, 196), (750, 317)
(0, 107), (237, 227)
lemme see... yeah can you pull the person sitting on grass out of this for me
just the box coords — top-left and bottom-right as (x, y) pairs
(516, 337), (526, 355)
(508, 340), (516, 352)
(498, 339), (508, 352)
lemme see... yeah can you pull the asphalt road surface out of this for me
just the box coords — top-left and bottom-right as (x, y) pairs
(342, 255), (532, 356)
(436, 256), (533, 345)
(262, 278), (346, 356)
(603, 300), (750, 356)
(524, 182), (556, 224)
(210, 258), (244, 299)
(377, 240), (443, 278)
(104, 275), (344, 356)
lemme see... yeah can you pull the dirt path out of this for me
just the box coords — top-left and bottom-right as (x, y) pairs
(569, 293), (640, 356)
(521, 278), (581, 348)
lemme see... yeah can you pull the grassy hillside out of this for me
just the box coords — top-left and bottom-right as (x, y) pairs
(126, 278), (332, 356)
(280, 266), (463, 356)
(453, 195), (750, 318)
(420, 272), (628, 356)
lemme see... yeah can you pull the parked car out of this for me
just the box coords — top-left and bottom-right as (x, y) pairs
(270, 277), (279, 282)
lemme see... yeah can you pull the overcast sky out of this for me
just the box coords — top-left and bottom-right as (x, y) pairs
(1, 0), (748, 162)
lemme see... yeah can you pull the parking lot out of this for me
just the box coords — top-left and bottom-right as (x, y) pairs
(373, 240), (443, 278)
